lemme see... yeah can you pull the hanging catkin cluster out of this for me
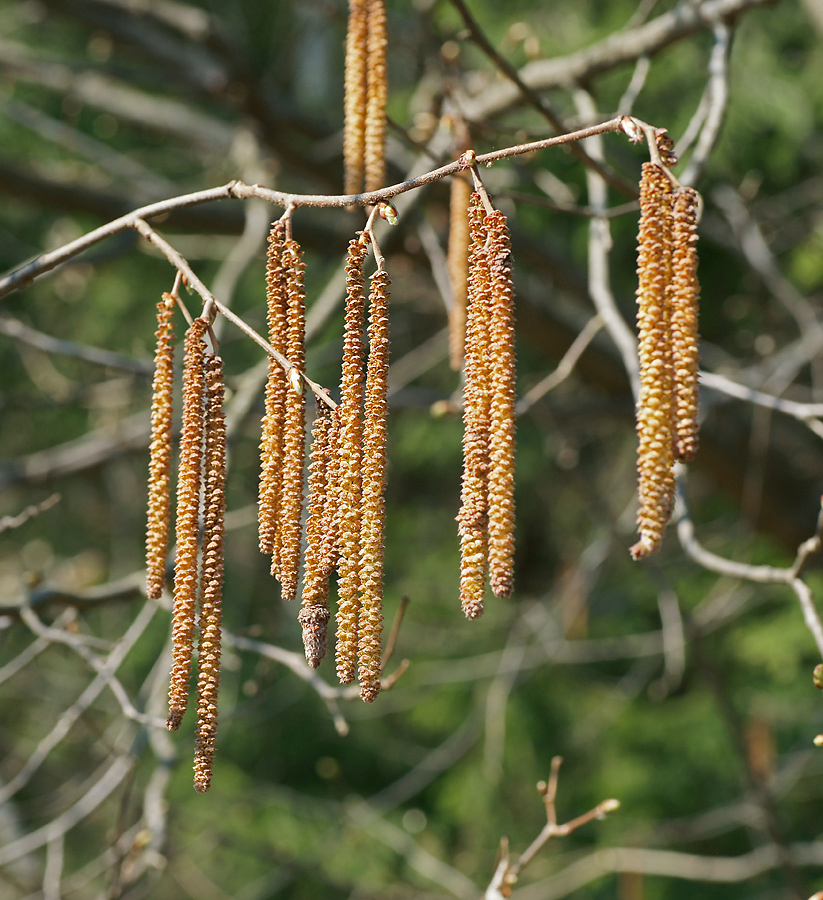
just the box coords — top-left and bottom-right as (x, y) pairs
(458, 193), (517, 617)
(258, 226), (307, 604)
(145, 293), (175, 601)
(149, 308), (227, 790)
(631, 162), (700, 560)
(343, 0), (388, 195)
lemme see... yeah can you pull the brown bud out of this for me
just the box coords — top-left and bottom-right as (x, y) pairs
(146, 293), (175, 601)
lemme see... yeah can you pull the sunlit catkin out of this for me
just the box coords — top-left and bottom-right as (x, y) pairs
(259, 221), (288, 560)
(168, 316), (208, 731)
(275, 239), (307, 604)
(631, 163), (676, 561)
(336, 236), (369, 683)
(146, 293), (175, 601)
(485, 210), (517, 600)
(358, 268), (391, 702)
(670, 187), (700, 463)
(194, 354), (226, 793)
(344, 0), (368, 196)
(459, 194), (491, 618)
(299, 404), (333, 668)
(447, 174), (472, 370)
(364, 0), (388, 193)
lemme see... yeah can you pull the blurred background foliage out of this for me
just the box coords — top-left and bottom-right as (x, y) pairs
(2, 0), (823, 898)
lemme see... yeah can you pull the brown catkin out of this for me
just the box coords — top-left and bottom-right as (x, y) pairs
(146, 293), (175, 601)
(194, 354), (226, 793)
(364, 0), (388, 193)
(336, 236), (370, 683)
(358, 268), (391, 702)
(299, 404), (333, 668)
(458, 194), (491, 618)
(631, 163), (676, 560)
(259, 222), (288, 560)
(168, 316), (208, 731)
(670, 187), (700, 463)
(485, 210), (517, 600)
(275, 239), (307, 603)
(319, 405), (342, 576)
(344, 0), (368, 195)
(447, 175), (473, 370)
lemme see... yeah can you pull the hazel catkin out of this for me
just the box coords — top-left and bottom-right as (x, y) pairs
(146, 293), (175, 601)
(335, 235), (370, 683)
(458, 194), (492, 619)
(193, 353), (227, 793)
(344, 0), (368, 196)
(357, 268), (391, 702)
(299, 404), (334, 668)
(168, 316), (208, 731)
(670, 187), (700, 463)
(485, 210), (517, 600)
(259, 221), (288, 560)
(275, 239), (307, 604)
(631, 163), (676, 561)
(364, 0), (388, 194)
(447, 174), (472, 371)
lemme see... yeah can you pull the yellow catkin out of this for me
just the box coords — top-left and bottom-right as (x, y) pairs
(358, 268), (391, 702)
(319, 405), (342, 577)
(336, 236), (370, 684)
(344, 0), (368, 195)
(458, 194), (491, 618)
(168, 316), (208, 731)
(299, 404), (333, 668)
(485, 210), (517, 600)
(364, 0), (388, 193)
(447, 174), (473, 371)
(259, 222), (288, 561)
(670, 187), (700, 463)
(631, 163), (676, 560)
(275, 239), (307, 603)
(146, 293), (175, 601)
(194, 354), (226, 793)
